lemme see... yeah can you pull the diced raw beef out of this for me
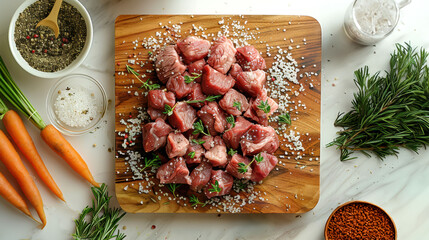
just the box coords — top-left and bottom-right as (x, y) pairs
(244, 89), (279, 126)
(142, 118), (173, 152)
(218, 88), (250, 116)
(226, 154), (252, 180)
(207, 36), (237, 74)
(250, 152), (278, 182)
(201, 135), (225, 150)
(168, 102), (197, 132)
(204, 170), (234, 199)
(189, 161), (212, 192)
(205, 144), (228, 167)
(156, 157), (191, 184)
(187, 59), (205, 83)
(197, 102), (227, 135)
(201, 65), (235, 96)
(148, 90), (175, 110)
(185, 142), (205, 165)
(166, 132), (190, 158)
(235, 70), (266, 97)
(236, 45), (266, 71)
(166, 75), (193, 99)
(155, 45), (186, 84)
(186, 83), (206, 108)
(240, 125), (279, 156)
(229, 63), (243, 79)
(147, 107), (167, 121)
(222, 116), (253, 149)
(177, 36), (211, 62)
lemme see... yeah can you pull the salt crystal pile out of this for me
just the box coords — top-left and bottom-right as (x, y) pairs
(354, 0), (397, 35)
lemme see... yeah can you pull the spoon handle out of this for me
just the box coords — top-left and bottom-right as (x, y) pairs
(47, 0), (63, 18)
(397, 0), (411, 9)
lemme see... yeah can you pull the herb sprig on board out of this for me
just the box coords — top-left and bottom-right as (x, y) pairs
(327, 43), (429, 161)
(73, 184), (126, 240)
(126, 64), (160, 90)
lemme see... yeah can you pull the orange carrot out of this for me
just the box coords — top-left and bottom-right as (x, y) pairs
(0, 130), (46, 227)
(3, 110), (65, 201)
(41, 125), (100, 187)
(0, 170), (33, 219)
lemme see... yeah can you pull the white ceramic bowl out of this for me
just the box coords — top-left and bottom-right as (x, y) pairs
(46, 74), (107, 136)
(8, 0), (93, 78)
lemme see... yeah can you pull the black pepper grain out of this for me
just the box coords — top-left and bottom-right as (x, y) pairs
(14, 0), (87, 72)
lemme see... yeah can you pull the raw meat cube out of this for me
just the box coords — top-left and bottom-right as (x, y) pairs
(148, 90), (175, 110)
(236, 45), (266, 71)
(156, 157), (191, 184)
(185, 142), (205, 165)
(166, 132), (190, 158)
(189, 161), (212, 192)
(147, 107), (167, 121)
(197, 102), (227, 135)
(201, 65), (235, 96)
(250, 152), (278, 182)
(244, 89), (279, 126)
(226, 154), (252, 180)
(201, 135), (225, 150)
(205, 145), (228, 167)
(187, 59), (206, 83)
(155, 45), (186, 84)
(240, 125), (279, 156)
(229, 63), (243, 79)
(186, 83), (206, 108)
(219, 88), (250, 116)
(222, 116), (253, 149)
(168, 102), (197, 132)
(207, 36), (237, 74)
(166, 75), (193, 99)
(204, 170), (234, 199)
(142, 118), (173, 152)
(177, 36), (211, 62)
(235, 70), (266, 97)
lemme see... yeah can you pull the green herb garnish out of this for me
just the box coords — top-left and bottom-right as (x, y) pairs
(140, 154), (161, 172)
(226, 115), (235, 129)
(228, 148), (237, 156)
(188, 151), (196, 159)
(257, 100), (271, 114)
(237, 153), (264, 174)
(278, 113), (291, 124)
(166, 183), (181, 198)
(189, 195), (207, 207)
(186, 95), (221, 104)
(73, 184), (126, 240)
(233, 101), (242, 111)
(327, 43), (429, 161)
(184, 73), (201, 84)
(191, 139), (206, 145)
(126, 64), (160, 90)
(192, 120), (210, 136)
(208, 180), (222, 193)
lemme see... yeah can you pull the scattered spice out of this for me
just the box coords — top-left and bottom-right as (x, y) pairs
(326, 202), (395, 240)
(14, 0), (87, 72)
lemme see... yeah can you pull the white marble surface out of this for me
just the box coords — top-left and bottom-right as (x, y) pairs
(0, 0), (428, 239)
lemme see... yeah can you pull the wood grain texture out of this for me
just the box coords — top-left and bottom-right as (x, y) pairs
(115, 15), (321, 213)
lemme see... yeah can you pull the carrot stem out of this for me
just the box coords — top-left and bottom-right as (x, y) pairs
(0, 130), (46, 227)
(3, 110), (65, 201)
(41, 125), (100, 187)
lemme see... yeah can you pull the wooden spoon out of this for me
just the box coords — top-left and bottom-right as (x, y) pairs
(35, 0), (63, 38)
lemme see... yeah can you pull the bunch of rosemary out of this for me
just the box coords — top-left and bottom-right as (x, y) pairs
(73, 184), (126, 240)
(328, 43), (429, 161)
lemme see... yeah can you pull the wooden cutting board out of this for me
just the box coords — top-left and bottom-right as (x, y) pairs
(115, 15), (321, 213)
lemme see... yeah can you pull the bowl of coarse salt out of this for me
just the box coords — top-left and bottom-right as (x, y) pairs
(46, 74), (107, 136)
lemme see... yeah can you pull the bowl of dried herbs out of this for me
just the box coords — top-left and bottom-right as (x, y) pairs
(8, 0), (93, 78)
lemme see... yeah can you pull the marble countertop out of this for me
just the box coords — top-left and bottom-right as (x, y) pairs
(0, 0), (428, 239)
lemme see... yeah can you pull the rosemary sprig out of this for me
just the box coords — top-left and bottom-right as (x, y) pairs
(208, 180), (222, 193)
(257, 100), (271, 113)
(237, 154), (264, 174)
(166, 183), (181, 198)
(184, 73), (201, 84)
(233, 101), (242, 111)
(192, 120), (210, 136)
(73, 184), (126, 240)
(126, 64), (160, 90)
(186, 95), (221, 104)
(189, 195), (207, 207)
(278, 113), (291, 124)
(327, 43), (429, 161)
(140, 154), (161, 172)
